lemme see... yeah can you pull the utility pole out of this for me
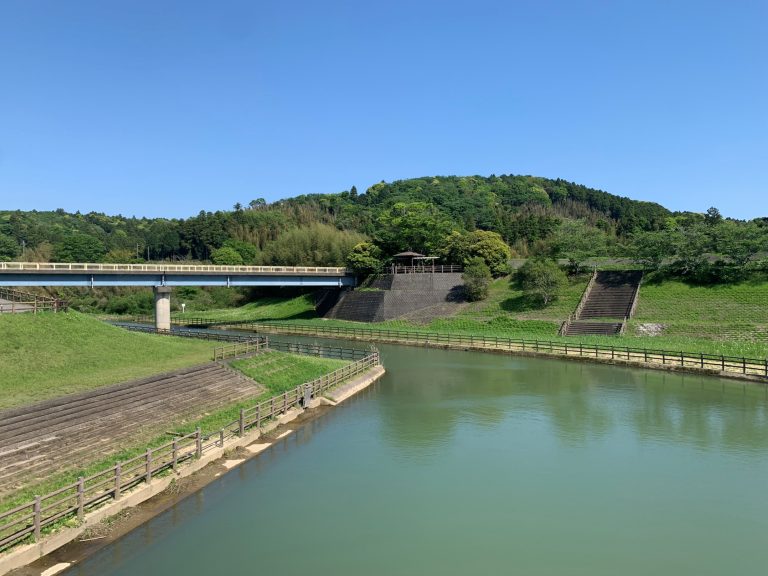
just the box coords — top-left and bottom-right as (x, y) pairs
(21, 240), (25, 260)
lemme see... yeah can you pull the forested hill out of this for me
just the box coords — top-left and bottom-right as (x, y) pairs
(0, 174), (678, 265)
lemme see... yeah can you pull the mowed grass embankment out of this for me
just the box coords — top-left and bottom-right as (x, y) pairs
(631, 279), (768, 342)
(0, 312), (217, 409)
(173, 294), (316, 322)
(231, 350), (350, 396)
(164, 274), (768, 359)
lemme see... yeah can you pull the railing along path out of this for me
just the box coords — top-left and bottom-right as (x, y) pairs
(0, 287), (67, 313)
(0, 343), (380, 552)
(152, 318), (768, 381)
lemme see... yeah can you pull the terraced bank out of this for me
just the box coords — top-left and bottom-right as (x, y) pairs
(0, 363), (262, 498)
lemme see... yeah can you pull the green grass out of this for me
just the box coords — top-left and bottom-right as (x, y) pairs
(631, 279), (768, 342)
(0, 348), (349, 522)
(0, 312), (217, 410)
(172, 294), (316, 322)
(231, 350), (350, 395)
(456, 274), (590, 322)
(252, 318), (768, 359)
(159, 273), (768, 359)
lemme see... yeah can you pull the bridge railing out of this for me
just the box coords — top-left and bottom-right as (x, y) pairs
(0, 262), (349, 275)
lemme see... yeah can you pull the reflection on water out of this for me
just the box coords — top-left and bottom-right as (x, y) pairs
(378, 344), (767, 456)
(66, 340), (768, 576)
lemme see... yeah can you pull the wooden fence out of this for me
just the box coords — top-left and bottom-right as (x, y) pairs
(0, 348), (380, 552)
(0, 288), (67, 313)
(175, 320), (768, 381)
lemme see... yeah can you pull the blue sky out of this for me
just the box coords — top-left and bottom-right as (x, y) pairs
(0, 0), (765, 219)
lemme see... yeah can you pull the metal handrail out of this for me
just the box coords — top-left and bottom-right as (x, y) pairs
(0, 262), (349, 275)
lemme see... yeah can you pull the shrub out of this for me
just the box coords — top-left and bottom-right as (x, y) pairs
(462, 257), (492, 301)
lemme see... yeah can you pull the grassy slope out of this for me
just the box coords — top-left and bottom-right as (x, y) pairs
(173, 295), (316, 322)
(231, 351), (349, 395)
(0, 312), (217, 409)
(158, 275), (768, 358)
(631, 279), (768, 341)
(1, 348), (349, 516)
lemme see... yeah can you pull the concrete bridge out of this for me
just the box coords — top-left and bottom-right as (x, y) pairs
(0, 262), (356, 330)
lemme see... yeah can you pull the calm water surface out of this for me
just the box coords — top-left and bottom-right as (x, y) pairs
(66, 343), (768, 575)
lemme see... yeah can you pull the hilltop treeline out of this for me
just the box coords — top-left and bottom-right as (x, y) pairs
(1, 175), (765, 284)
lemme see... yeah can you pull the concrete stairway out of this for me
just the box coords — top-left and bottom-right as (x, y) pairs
(564, 271), (642, 336)
(563, 321), (624, 336)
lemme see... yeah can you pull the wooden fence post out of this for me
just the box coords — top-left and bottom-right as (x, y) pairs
(256, 404), (261, 428)
(77, 477), (85, 521)
(33, 496), (41, 541)
(219, 430), (225, 447)
(115, 463), (122, 500)
(146, 449), (152, 484)
(196, 427), (202, 459)
(239, 408), (245, 436)
(172, 440), (178, 472)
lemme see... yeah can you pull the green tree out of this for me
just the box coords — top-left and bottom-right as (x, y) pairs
(53, 233), (105, 262)
(441, 230), (511, 276)
(462, 257), (492, 301)
(551, 220), (608, 273)
(704, 206), (722, 226)
(346, 242), (383, 276)
(375, 202), (456, 255)
(222, 239), (258, 264)
(211, 246), (244, 265)
(260, 223), (367, 266)
(517, 258), (567, 306)
(0, 234), (20, 261)
(628, 229), (677, 270)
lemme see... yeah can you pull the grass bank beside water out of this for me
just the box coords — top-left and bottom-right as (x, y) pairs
(231, 350), (349, 396)
(161, 275), (768, 358)
(0, 348), (352, 521)
(0, 312), (217, 410)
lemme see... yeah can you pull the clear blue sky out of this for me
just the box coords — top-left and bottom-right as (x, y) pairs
(1, 0), (766, 219)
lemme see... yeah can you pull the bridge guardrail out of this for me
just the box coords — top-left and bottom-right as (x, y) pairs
(0, 262), (349, 275)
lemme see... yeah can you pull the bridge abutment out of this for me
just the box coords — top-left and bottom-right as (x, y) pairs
(153, 286), (172, 331)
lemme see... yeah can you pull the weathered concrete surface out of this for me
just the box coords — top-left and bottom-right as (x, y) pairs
(325, 365), (385, 404)
(153, 286), (172, 331)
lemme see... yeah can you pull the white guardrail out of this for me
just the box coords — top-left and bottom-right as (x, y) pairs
(0, 262), (349, 274)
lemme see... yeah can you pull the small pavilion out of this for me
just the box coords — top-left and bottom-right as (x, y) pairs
(391, 251), (440, 273)
(392, 251), (425, 267)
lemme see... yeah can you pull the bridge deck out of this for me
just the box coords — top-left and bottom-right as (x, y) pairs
(0, 262), (356, 287)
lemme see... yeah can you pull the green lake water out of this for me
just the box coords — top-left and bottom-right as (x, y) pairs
(65, 343), (768, 575)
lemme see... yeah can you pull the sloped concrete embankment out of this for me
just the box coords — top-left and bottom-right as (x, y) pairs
(325, 273), (465, 322)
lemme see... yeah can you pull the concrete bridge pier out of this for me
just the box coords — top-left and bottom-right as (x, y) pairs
(153, 286), (172, 332)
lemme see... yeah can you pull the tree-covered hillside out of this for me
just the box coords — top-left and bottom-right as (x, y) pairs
(1, 174), (765, 285)
(1, 174), (668, 261)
